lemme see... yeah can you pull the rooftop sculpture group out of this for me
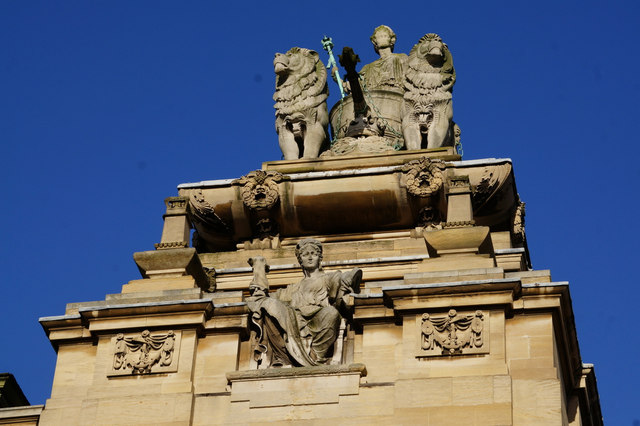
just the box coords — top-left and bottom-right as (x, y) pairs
(273, 25), (458, 160)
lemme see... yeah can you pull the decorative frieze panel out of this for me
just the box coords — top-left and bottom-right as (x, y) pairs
(108, 330), (180, 376)
(416, 309), (489, 357)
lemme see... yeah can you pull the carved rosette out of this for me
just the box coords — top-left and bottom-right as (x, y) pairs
(109, 330), (180, 376)
(232, 170), (289, 210)
(402, 158), (446, 197)
(417, 310), (488, 357)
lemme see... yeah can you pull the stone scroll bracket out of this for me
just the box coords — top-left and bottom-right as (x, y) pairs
(187, 188), (234, 254)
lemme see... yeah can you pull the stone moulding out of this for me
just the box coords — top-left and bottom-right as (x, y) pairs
(226, 362), (367, 382)
(401, 157), (447, 197)
(232, 170), (289, 210)
(417, 309), (489, 357)
(109, 329), (181, 376)
(226, 363), (367, 409)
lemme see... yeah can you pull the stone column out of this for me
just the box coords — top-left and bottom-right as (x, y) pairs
(155, 196), (190, 249)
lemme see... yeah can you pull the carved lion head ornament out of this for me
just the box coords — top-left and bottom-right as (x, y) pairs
(402, 157), (447, 197)
(232, 170), (289, 211)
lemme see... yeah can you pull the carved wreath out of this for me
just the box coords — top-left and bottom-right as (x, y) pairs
(232, 170), (289, 210)
(402, 157), (446, 197)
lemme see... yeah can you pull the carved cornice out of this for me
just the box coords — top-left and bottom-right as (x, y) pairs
(402, 157), (446, 197)
(154, 241), (189, 249)
(442, 220), (475, 228)
(163, 196), (189, 216)
(232, 170), (289, 210)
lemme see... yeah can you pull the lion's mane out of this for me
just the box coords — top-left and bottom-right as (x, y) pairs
(273, 47), (328, 118)
(404, 34), (455, 106)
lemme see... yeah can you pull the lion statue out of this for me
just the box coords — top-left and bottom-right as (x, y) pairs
(402, 34), (456, 150)
(273, 47), (330, 160)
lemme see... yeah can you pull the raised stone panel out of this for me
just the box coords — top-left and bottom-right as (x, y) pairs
(226, 364), (366, 410)
(416, 309), (489, 357)
(108, 329), (181, 376)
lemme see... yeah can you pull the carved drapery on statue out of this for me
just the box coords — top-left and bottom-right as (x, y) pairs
(274, 47), (329, 160)
(109, 330), (180, 376)
(417, 310), (488, 357)
(359, 25), (407, 94)
(246, 240), (362, 368)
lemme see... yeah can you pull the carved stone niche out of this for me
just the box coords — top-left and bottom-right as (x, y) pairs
(108, 330), (181, 376)
(416, 309), (489, 357)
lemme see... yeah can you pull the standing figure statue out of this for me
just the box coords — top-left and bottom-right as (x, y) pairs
(273, 47), (330, 160)
(402, 33), (456, 150)
(359, 25), (407, 94)
(247, 239), (362, 368)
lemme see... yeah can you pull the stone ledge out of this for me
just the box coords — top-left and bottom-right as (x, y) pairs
(226, 363), (367, 382)
(0, 404), (44, 420)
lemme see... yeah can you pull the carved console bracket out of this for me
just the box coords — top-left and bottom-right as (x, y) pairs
(109, 329), (181, 376)
(417, 309), (488, 357)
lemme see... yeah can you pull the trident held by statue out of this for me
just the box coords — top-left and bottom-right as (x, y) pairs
(321, 36), (345, 99)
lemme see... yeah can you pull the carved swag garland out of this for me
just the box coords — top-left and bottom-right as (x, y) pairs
(420, 309), (485, 356)
(112, 330), (175, 375)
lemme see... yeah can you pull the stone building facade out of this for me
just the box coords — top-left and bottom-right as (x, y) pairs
(3, 27), (601, 425)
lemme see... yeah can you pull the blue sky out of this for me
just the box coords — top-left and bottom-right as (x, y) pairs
(2, 1), (639, 423)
